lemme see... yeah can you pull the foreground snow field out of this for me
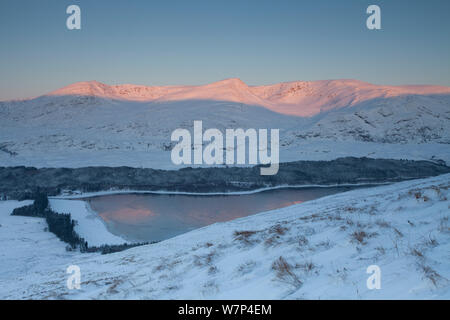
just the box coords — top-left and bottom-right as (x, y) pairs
(0, 200), (93, 292)
(0, 174), (449, 299)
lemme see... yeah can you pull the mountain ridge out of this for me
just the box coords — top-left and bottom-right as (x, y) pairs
(1, 78), (450, 168)
(43, 78), (450, 117)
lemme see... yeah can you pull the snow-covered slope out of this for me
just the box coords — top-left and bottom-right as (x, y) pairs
(0, 79), (449, 168)
(50, 199), (127, 246)
(0, 200), (92, 288)
(0, 174), (449, 299)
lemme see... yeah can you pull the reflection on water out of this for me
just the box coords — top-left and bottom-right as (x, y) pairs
(84, 187), (356, 242)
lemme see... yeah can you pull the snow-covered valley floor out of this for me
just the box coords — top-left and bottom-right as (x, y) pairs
(0, 174), (449, 299)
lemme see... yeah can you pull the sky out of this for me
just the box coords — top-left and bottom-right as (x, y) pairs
(0, 0), (450, 100)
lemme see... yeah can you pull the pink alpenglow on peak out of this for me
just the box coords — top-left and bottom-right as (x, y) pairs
(45, 79), (450, 117)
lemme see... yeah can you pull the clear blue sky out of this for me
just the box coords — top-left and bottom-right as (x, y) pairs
(1, 0), (449, 100)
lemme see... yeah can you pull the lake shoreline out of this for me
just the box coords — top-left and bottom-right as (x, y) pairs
(50, 182), (385, 199)
(80, 186), (361, 243)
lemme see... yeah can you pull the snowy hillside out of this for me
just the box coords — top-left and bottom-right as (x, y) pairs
(0, 174), (449, 299)
(0, 79), (449, 168)
(50, 199), (127, 246)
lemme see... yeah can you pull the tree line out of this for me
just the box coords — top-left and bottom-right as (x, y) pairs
(11, 192), (152, 254)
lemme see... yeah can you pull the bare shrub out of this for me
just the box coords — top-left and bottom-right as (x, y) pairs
(391, 238), (400, 257)
(106, 278), (124, 295)
(264, 235), (280, 247)
(330, 213), (344, 221)
(425, 234), (438, 247)
(375, 220), (390, 228)
(411, 247), (424, 258)
(272, 256), (302, 288)
(153, 262), (165, 272)
(351, 231), (368, 244)
(299, 213), (323, 222)
(202, 280), (219, 294)
(233, 230), (260, 245)
(420, 264), (445, 287)
(356, 221), (367, 229)
(193, 251), (216, 268)
(375, 246), (386, 256)
(335, 267), (348, 281)
(297, 235), (309, 247)
(295, 261), (317, 274)
(269, 224), (288, 236)
(165, 285), (179, 291)
(153, 258), (181, 272)
(316, 239), (332, 249)
(208, 265), (218, 275)
(264, 224), (289, 247)
(393, 228), (404, 238)
(367, 205), (378, 215)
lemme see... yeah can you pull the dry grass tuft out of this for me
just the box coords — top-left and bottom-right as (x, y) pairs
(272, 256), (302, 288)
(236, 261), (257, 275)
(393, 227), (404, 238)
(375, 246), (386, 255)
(297, 235), (309, 247)
(411, 247), (424, 258)
(299, 213), (322, 222)
(233, 230), (260, 245)
(193, 251), (216, 268)
(208, 265), (218, 275)
(351, 231), (368, 244)
(425, 235), (438, 247)
(269, 224), (288, 236)
(264, 224), (289, 247)
(375, 219), (390, 228)
(295, 261), (317, 274)
(420, 264), (446, 287)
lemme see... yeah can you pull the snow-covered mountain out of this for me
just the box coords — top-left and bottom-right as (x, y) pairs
(0, 79), (449, 168)
(1, 174), (449, 299)
(45, 78), (450, 117)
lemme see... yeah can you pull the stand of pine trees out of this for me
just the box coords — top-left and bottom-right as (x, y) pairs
(11, 192), (152, 254)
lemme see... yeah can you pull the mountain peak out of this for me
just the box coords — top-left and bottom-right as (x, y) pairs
(47, 80), (112, 97)
(208, 78), (248, 87)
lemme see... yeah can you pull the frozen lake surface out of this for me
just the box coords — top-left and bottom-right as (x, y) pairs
(84, 187), (362, 242)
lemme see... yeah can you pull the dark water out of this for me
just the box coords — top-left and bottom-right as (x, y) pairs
(84, 187), (359, 242)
